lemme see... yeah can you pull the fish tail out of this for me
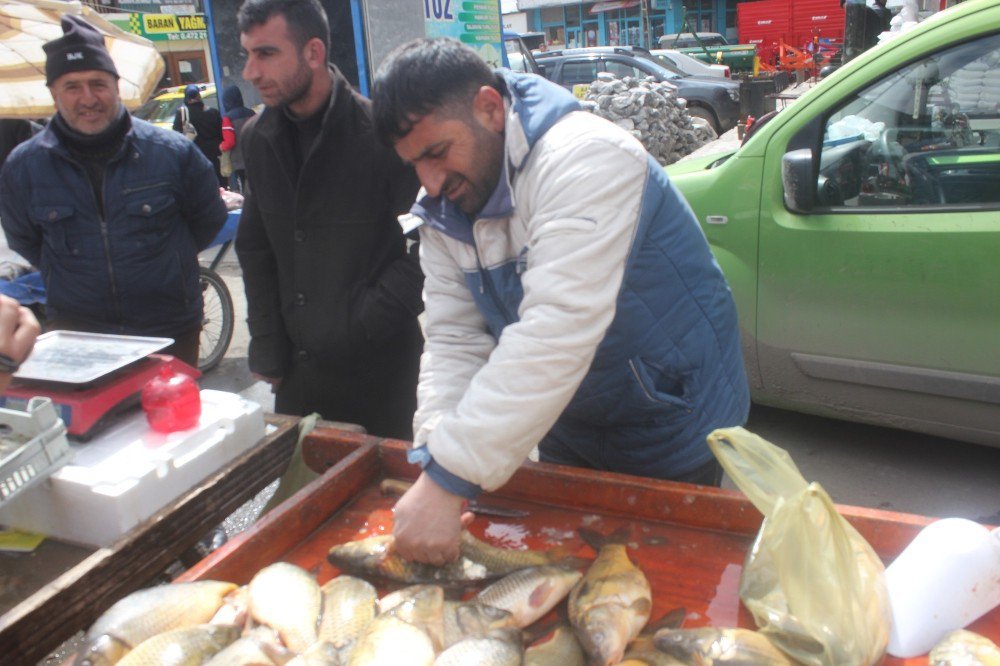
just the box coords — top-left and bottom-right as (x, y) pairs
(577, 525), (631, 551)
(543, 544), (591, 569)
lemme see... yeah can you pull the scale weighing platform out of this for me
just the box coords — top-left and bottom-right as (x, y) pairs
(0, 331), (200, 439)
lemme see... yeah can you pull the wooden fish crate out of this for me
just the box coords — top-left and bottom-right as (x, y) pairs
(178, 425), (1000, 665)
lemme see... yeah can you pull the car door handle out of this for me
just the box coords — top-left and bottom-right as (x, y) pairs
(706, 215), (728, 225)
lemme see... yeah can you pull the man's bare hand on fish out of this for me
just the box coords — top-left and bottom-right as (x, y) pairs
(391, 473), (474, 564)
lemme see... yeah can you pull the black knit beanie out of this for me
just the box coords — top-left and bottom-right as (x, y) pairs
(43, 15), (119, 86)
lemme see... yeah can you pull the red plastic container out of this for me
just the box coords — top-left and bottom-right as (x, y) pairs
(141, 366), (201, 433)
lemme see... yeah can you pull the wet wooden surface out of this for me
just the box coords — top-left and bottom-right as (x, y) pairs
(178, 425), (1000, 665)
(0, 413), (300, 666)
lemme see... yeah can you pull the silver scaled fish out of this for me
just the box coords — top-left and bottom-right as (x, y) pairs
(653, 627), (794, 665)
(74, 580), (238, 666)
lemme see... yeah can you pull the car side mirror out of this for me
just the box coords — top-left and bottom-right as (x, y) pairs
(782, 148), (817, 213)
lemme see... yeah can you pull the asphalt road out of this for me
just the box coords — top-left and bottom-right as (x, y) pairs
(207, 256), (1000, 525)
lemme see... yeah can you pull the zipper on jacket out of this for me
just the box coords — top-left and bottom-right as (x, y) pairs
(471, 223), (515, 326)
(96, 185), (123, 324)
(63, 151), (124, 324)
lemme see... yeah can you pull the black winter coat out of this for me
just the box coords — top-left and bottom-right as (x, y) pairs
(236, 68), (423, 439)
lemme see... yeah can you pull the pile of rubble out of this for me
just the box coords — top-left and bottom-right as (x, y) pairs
(581, 72), (716, 165)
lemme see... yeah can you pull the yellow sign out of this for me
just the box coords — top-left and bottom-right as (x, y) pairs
(143, 14), (179, 33)
(177, 15), (206, 31)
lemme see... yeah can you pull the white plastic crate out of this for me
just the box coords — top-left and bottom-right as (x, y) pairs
(0, 390), (264, 547)
(0, 397), (72, 507)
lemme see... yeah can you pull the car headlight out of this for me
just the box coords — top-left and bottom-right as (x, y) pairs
(727, 87), (740, 102)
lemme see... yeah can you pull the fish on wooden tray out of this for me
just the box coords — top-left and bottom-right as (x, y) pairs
(568, 527), (652, 666)
(433, 636), (524, 666)
(74, 580), (238, 666)
(653, 627), (794, 665)
(248, 562), (322, 654)
(348, 614), (436, 666)
(525, 623), (587, 666)
(442, 600), (520, 650)
(327, 530), (576, 585)
(116, 624), (241, 666)
(475, 565), (582, 628)
(317, 575), (378, 658)
(930, 629), (1000, 666)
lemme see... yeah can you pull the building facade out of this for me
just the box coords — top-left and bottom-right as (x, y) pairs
(518, 0), (740, 50)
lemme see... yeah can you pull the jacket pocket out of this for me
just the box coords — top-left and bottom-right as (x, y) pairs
(628, 356), (694, 412)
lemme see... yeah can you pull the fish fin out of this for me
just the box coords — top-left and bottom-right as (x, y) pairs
(544, 544), (592, 570)
(648, 606), (687, 632)
(577, 525), (631, 551)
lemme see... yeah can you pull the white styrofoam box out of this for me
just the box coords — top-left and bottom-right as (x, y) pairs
(0, 390), (265, 548)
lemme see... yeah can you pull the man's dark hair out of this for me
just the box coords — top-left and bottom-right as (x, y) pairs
(237, 0), (330, 54)
(373, 38), (500, 144)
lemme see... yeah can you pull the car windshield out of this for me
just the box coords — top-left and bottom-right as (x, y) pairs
(651, 55), (689, 77)
(133, 97), (181, 124)
(635, 55), (682, 80)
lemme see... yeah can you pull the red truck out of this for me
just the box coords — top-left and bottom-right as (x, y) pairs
(738, 0), (845, 67)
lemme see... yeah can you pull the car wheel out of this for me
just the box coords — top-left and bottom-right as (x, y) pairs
(687, 106), (719, 134)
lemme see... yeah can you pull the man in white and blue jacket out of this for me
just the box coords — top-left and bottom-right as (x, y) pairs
(373, 38), (749, 564)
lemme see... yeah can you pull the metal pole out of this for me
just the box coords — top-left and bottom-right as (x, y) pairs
(203, 0), (227, 114)
(349, 0), (370, 97)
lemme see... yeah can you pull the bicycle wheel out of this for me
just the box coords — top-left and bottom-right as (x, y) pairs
(198, 267), (234, 372)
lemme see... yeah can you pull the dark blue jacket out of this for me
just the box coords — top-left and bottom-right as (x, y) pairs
(0, 115), (227, 336)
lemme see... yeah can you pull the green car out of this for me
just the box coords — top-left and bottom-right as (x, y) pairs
(667, 0), (1000, 447)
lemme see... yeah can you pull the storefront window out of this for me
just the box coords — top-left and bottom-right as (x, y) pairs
(540, 6), (566, 47)
(682, 0), (715, 33)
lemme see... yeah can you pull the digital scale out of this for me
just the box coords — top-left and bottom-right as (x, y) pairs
(0, 331), (201, 439)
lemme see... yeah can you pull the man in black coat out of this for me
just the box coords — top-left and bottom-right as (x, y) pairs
(235, 0), (423, 439)
(173, 84), (225, 186)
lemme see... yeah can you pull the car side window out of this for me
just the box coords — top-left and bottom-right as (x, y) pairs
(604, 59), (644, 79)
(817, 33), (1000, 208)
(561, 60), (601, 87)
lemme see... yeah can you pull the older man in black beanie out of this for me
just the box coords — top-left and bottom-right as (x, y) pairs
(0, 15), (227, 366)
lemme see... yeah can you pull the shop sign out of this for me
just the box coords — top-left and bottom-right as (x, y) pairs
(113, 12), (207, 41)
(424, 0), (504, 67)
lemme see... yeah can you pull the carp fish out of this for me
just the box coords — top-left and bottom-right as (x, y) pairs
(248, 562), (322, 653)
(442, 600), (520, 650)
(653, 627), (794, 665)
(930, 629), (1000, 666)
(74, 580), (238, 666)
(433, 636), (524, 666)
(378, 584), (446, 652)
(116, 624), (240, 666)
(317, 575), (378, 655)
(525, 623), (588, 666)
(568, 527), (652, 666)
(475, 565), (583, 628)
(327, 530), (569, 585)
(348, 615), (436, 666)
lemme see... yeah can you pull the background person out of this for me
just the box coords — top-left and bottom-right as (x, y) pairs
(235, 0), (423, 438)
(372, 38), (750, 564)
(219, 84), (256, 193)
(173, 84), (226, 187)
(0, 15), (227, 367)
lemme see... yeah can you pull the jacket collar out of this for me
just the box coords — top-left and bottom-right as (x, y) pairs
(248, 66), (351, 186)
(405, 71), (580, 245)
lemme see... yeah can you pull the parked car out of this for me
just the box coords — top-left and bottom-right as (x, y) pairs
(133, 83), (217, 130)
(503, 32), (542, 75)
(658, 32), (757, 72)
(534, 46), (741, 133)
(665, 0), (1000, 447)
(651, 48), (731, 78)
